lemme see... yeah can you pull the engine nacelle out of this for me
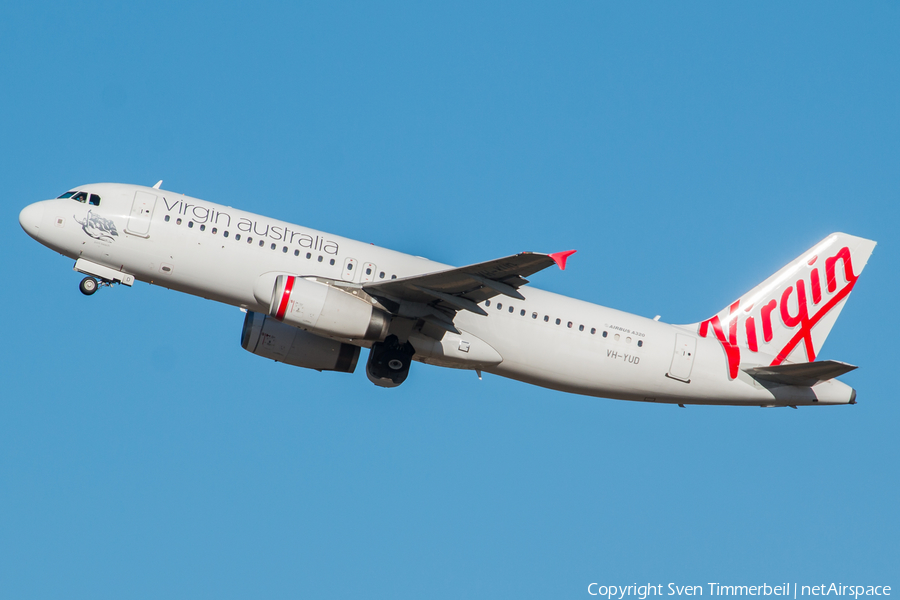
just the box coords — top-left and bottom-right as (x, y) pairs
(267, 275), (390, 341)
(241, 310), (360, 373)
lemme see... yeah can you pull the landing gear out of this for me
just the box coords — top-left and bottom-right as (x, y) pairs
(79, 276), (99, 296)
(366, 335), (415, 388)
(78, 276), (114, 295)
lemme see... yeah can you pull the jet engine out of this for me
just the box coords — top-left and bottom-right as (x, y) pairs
(241, 310), (360, 373)
(267, 275), (390, 341)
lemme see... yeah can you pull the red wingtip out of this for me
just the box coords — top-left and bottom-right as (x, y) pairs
(548, 249), (577, 270)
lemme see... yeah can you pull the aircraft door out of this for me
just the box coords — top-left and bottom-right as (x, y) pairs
(667, 333), (696, 382)
(342, 258), (358, 282)
(361, 262), (377, 283)
(126, 191), (157, 237)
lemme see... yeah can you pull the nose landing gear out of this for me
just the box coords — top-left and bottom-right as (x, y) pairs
(366, 335), (415, 387)
(78, 276), (115, 296)
(79, 276), (99, 295)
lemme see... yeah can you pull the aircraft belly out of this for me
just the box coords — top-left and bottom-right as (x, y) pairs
(456, 304), (658, 399)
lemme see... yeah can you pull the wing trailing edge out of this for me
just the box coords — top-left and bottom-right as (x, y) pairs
(363, 251), (569, 311)
(361, 250), (573, 340)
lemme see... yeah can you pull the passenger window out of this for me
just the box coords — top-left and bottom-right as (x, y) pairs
(235, 234), (241, 240)
(318, 256), (323, 262)
(544, 315), (549, 322)
(57, 191), (76, 199)
(247, 237), (253, 244)
(602, 331), (607, 338)
(347, 263), (354, 270)
(532, 312), (538, 319)
(165, 215), (170, 222)
(200, 224), (206, 231)
(614, 334), (620, 341)
(89, 194), (101, 206)
(282, 246), (288, 253)
(212, 227), (217, 234)
(509, 306), (514, 313)
(591, 328), (596, 334)
(176, 218), (182, 225)
(379, 271), (385, 278)
(391, 275), (397, 279)
(224, 231), (229, 238)
(294, 250), (300, 256)
(579, 324), (584, 331)
(188, 221), (194, 228)
(567, 321), (573, 328)
(306, 252), (312, 259)
(330, 258), (335, 265)
(270, 243), (276, 250)
(637, 340), (643, 347)
(497, 303), (502, 310)
(626, 337), (632, 343)
(555, 318), (561, 325)
(485, 300), (491, 307)
(365, 267), (372, 275)
(520, 309), (525, 316)
(72, 192), (88, 203)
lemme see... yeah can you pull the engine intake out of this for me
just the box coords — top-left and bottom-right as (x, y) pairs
(269, 275), (390, 341)
(241, 311), (360, 373)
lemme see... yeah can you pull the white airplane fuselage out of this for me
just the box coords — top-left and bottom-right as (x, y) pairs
(19, 183), (871, 407)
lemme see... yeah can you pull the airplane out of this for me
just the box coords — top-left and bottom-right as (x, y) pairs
(19, 182), (876, 407)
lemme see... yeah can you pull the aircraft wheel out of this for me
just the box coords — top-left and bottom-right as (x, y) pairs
(79, 277), (99, 296)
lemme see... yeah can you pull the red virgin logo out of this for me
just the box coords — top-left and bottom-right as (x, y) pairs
(698, 247), (859, 379)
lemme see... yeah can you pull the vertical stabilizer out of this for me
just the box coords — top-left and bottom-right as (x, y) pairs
(689, 233), (876, 379)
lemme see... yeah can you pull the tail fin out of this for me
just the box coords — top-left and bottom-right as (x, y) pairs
(691, 233), (876, 380)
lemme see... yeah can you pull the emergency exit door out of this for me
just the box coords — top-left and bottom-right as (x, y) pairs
(361, 262), (377, 283)
(342, 258), (358, 281)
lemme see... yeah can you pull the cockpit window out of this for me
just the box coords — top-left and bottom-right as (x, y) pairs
(57, 191), (77, 199)
(71, 192), (88, 203)
(89, 194), (101, 206)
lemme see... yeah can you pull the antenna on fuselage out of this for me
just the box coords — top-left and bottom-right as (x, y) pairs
(152, 180), (163, 189)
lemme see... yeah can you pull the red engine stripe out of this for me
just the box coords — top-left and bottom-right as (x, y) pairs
(275, 276), (294, 321)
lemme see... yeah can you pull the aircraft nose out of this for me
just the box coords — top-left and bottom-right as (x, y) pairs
(19, 202), (44, 237)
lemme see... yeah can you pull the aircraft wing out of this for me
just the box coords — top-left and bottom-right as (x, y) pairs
(362, 250), (575, 332)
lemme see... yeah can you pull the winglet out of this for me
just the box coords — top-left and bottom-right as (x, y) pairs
(153, 180), (163, 189)
(548, 250), (577, 270)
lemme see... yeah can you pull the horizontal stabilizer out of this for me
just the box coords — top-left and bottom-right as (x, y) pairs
(743, 360), (857, 386)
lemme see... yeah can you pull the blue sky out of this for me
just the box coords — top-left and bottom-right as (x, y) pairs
(2, 2), (898, 598)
